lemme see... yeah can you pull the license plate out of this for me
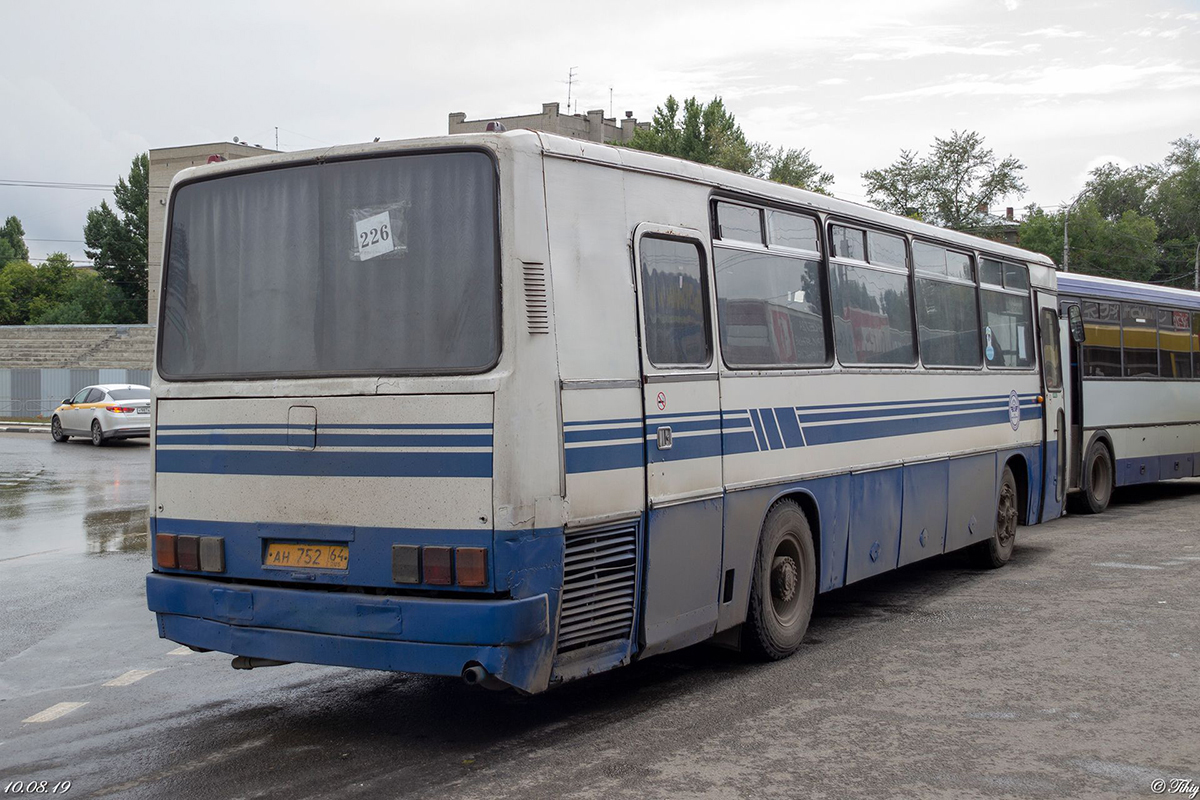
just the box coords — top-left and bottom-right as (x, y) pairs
(264, 542), (349, 570)
(136, 407), (149, 414)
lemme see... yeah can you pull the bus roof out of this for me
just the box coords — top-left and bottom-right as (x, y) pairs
(1056, 272), (1200, 311)
(168, 129), (1059, 274)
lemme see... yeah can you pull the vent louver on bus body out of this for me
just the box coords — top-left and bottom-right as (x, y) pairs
(557, 523), (638, 653)
(522, 263), (549, 334)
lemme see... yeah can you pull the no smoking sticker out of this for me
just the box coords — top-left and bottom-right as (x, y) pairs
(656, 392), (666, 411)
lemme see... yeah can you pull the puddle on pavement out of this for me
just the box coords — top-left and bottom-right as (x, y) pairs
(84, 506), (150, 554)
(0, 466), (74, 521)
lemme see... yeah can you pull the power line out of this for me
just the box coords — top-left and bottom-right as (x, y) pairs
(0, 179), (112, 191)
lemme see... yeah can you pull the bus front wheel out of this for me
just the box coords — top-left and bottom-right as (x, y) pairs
(1071, 439), (1113, 515)
(974, 465), (1019, 568)
(742, 499), (816, 660)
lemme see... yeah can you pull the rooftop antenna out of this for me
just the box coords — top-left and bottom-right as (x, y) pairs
(567, 66), (578, 114)
(275, 126), (279, 149)
(609, 86), (613, 118)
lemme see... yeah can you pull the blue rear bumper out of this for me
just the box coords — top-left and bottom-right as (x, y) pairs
(146, 573), (555, 692)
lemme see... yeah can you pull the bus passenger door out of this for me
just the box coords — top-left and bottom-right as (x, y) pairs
(632, 224), (725, 658)
(1037, 294), (1067, 520)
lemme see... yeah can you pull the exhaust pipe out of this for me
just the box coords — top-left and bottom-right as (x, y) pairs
(462, 664), (489, 685)
(461, 663), (507, 691)
(231, 656), (290, 670)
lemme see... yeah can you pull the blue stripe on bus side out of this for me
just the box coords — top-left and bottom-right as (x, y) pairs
(796, 398), (1011, 424)
(775, 407), (805, 448)
(566, 403), (1043, 472)
(648, 432), (723, 464)
(157, 422), (493, 431)
(563, 426), (643, 444)
(761, 409), (784, 450)
(723, 430), (760, 455)
(155, 449), (492, 478)
(803, 406), (1042, 446)
(749, 409), (769, 451)
(156, 433), (495, 448)
(564, 441), (644, 474)
(793, 392), (1037, 413)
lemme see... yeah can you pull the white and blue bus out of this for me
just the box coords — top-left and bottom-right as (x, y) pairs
(147, 132), (1074, 693)
(1057, 273), (1200, 513)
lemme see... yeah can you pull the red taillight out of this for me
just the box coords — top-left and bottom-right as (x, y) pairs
(177, 536), (201, 571)
(455, 547), (488, 587)
(422, 546), (453, 585)
(156, 534), (178, 569)
(105, 406), (134, 413)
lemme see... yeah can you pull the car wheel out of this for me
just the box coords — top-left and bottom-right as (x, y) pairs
(741, 499), (817, 660)
(974, 465), (1019, 568)
(51, 415), (69, 443)
(91, 419), (105, 447)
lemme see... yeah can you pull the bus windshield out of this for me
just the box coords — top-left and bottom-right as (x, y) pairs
(159, 150), (499, 379)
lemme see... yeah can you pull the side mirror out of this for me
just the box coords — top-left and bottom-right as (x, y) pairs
(63, 398), (73, 406)
(1067, 304), (1086, 343)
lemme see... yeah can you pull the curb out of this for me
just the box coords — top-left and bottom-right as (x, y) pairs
(1, 425), (50, 434)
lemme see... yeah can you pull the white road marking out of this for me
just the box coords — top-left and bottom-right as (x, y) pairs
(1175, 556), (1200, 561)
(168, 646), (192, 656)
(1091, 562), (1164, 571)
(103, 669), (164, 687)
(23, 702), (87, 723)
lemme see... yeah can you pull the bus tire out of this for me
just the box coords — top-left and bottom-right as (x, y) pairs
(742, 499), (816, 660)
(1070, 439), (1113, 515)
(974, 465), (1019, 569)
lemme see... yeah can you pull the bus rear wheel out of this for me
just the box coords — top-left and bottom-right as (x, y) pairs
(742, 499), (816, 660)
(1070, 439), (1113, 515)
(974, 465), (1019, 569)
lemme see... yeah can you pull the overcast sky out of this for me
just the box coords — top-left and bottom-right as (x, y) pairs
(2, 0), (1197, 265)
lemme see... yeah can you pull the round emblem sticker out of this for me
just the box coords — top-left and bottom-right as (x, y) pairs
(985, 326), (995, 361)
(1008, 390), (1021, 430)
(656, 391), (667, 411)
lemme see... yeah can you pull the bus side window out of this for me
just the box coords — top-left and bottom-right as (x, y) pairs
(1157, 308), (1193, 379)
(979, 259), (1034, 368)
(829, 226), (916, 366)
(1082, 300), (1121, 376)
(639, 236), (712, 367)
(1121, 303), (1158, 378)
(1194, 312), (1200, 379)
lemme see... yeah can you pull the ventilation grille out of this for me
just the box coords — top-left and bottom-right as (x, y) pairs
(557, 523), (638, 653)
(523, 263), (549, 334)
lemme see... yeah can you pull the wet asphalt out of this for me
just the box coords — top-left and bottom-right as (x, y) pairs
(0, 431), (1197, 799)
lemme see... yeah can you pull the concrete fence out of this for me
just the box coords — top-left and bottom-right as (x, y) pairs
(0, 325), (155, 418)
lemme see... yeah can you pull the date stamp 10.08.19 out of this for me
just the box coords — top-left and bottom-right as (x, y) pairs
(3, 782), (72, 795)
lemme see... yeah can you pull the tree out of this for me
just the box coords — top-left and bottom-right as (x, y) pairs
(625, 95), (834, 192)
(1019, 201), (1159, 282)
(758, 146), (834, 194)
(861, 150), (925, 219)
(31, 272), (135, 325)
(1081, 135), (1199, 285)
(0, 216), (29, 264)
(84, 153), (149, 318)
(863, 131), (1027, 230)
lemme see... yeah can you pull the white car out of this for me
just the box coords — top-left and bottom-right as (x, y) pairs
(51, 384), (152, 446)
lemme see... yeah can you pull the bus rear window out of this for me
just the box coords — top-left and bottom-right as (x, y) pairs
(159, 151), (499, 379)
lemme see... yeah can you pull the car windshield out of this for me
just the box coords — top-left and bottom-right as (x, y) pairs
(108, 388), (151, 401)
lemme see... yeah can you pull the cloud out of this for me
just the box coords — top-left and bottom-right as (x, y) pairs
(847, 37), (1020, 61)
(817, 78), (848, 85)
(1022, 26), (1085, 38)
(864, 62), (1200, 100)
